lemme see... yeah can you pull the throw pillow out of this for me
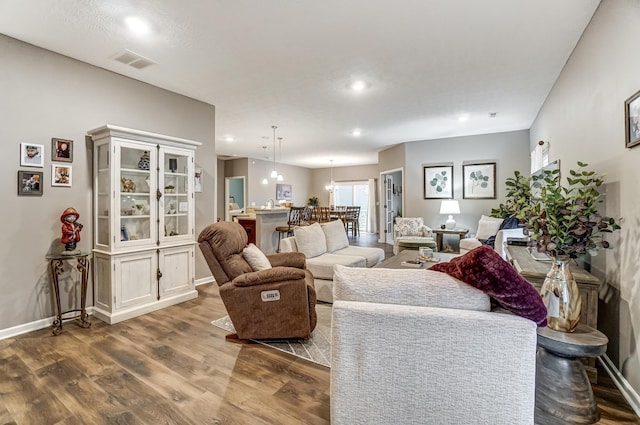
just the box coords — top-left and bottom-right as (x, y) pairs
(475, 218), (503, 240)
(293, 222), (327, 258)
(242, 243), (272, 271)
(321, 219), (350, 252)
(395, 217), (424, 236)
(430, 245), (547, 326)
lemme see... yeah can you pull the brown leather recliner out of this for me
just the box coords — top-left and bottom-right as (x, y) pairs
(198, 221), (317, 340)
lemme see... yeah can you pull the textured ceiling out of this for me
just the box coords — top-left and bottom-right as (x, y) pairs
(0, 0), (600, 168)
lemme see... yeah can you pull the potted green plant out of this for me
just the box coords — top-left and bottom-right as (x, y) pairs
(518, 161), (621, 332)
(308, 196), (319, 207)
(490, 170), (532, 219)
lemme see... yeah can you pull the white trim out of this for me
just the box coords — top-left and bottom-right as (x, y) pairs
(196, 276), (215, 286)
(600, 354), (640, 417)
(0, 307), (95, 340)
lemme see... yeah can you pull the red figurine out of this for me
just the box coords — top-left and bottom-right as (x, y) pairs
(60, 207), (83, 254)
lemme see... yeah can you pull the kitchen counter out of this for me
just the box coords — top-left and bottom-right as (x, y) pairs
(231, 208), (290, 253)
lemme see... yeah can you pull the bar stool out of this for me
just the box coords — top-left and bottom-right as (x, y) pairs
(275, 206), (307, 252)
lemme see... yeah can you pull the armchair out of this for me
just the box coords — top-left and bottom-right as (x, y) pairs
(198, 221), (317, 340)
(393, 217), (436, 254)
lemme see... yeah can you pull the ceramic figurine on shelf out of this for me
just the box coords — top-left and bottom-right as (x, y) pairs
(138, 151), (150, 170)
(60, 207), (83, 255)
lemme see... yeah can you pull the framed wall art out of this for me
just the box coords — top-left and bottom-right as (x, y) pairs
(52, 138), (73, 162)
(17, 170), (43, 196)
(423, 165), (453, 199)
(276, 183), (292, 201)
(625, 89), (640, 148)
(20, 143), (44, 167)
(463, 162), (496, 199)
(52, 164), (72, 187)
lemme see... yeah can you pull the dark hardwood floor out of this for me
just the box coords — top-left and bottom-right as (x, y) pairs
(0, 232), (637, 424)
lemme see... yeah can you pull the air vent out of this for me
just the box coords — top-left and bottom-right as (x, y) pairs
(112, 49), (156, 69)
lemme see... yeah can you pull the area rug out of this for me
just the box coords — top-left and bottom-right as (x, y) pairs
(211, 303), (331, 368)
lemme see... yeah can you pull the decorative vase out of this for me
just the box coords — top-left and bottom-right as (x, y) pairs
(138, 151), (150, 170)
(540, 257), (582, 332)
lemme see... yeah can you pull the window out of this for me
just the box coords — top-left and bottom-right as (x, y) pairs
(334, 181), (369, 232)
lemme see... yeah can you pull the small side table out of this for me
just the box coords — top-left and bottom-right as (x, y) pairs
(432, 228), (469, 253)
(535, 324), (607, 424)
(46, 252), (92, 335)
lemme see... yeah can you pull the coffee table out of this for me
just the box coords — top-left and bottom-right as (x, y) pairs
(376, 249), (458, 269)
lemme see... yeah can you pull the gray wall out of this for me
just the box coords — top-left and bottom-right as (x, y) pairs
(0, 35), (216, 332)
(530, 0), (640, 393)
(246, 158), (312, 208)
(398, 130), (530, 232)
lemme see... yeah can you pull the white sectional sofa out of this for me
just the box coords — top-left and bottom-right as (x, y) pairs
(331, 264), (537, 424)
(280, 220), (384, 302)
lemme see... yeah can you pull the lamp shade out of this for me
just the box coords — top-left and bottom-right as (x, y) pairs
(440, 200), (460, 215)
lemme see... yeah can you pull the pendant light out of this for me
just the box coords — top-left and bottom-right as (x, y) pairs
(261, 146), (269, 185)
(270, 125), (278, 179)
(325, 160), (335, 192)
(277, 137), (284, 181)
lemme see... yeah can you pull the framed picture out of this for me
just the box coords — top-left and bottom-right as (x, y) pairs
(194, 168), (203, 192)
(51, 138), (73, 162)
(463, 162), (496, 199)
(625, 89), (640, 148)
(17, 170), (43, 196)
(52, 164), (72, 187)
(423, 165), (453, 199)
(276, 183), (292, 201)
(20, 143), (44, 167)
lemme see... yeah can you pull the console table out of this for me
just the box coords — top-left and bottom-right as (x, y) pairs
(505, 244), (601, 382)
(46, 252), (92, 335)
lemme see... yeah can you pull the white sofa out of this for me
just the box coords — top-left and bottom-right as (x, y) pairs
(459, 214), (525, 258)
(331, 264), (537, 425)
(280, 220), (384, 302)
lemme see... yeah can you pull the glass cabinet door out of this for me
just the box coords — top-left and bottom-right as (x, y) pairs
(160, 147), (193, 243)
(95, 142), (111, 248)
(118, 142), (156, 247)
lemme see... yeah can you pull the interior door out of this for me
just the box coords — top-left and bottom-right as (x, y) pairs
(385, 175), (394, 244)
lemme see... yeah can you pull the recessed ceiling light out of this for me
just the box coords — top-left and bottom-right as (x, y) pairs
(350, 80), (367, 91)
(458, 115), (469, 122)
(125, 17), (150, 35)
(352, 128), (362, 136)
(224, 135), (234, 142)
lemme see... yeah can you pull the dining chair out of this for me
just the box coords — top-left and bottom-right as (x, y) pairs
(344, 206), (361, 237)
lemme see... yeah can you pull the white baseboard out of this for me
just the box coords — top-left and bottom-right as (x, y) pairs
(600, 354), (640, 417)
(195, 276), (214, 286)
(0, 307), (95, 341)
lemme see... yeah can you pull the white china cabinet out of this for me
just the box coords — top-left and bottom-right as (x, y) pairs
(88, 125), (201, 324)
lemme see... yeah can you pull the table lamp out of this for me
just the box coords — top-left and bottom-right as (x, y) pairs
(440, 199), (460, 229)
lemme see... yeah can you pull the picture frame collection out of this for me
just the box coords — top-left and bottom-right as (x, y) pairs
(423, 162), (496, 200)
(18, 137), (74, 196)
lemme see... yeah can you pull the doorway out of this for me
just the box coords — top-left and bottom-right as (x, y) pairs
(379, 168), (403, 244)
(225, 176), (246, 221)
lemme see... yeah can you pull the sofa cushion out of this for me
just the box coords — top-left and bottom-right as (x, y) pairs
(293, 222), (327, 258)
(334, 245), (384, 267)
(395, 217), (425, 236)
(242, 243), (272, 271)
(476, 216), (503, 240)
(306, 253), (366, 280)
(430, 245), (547, 326)
(333, 264), (490, 311)
(321, 219), (350, 252)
